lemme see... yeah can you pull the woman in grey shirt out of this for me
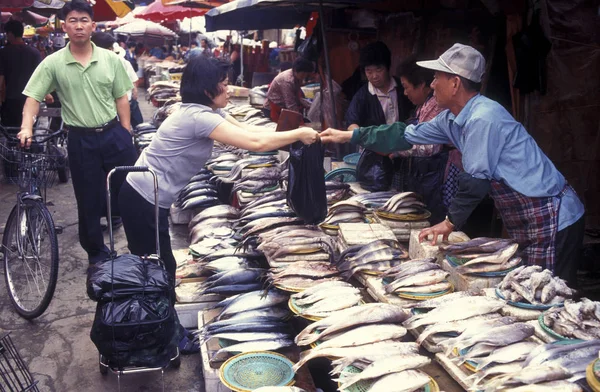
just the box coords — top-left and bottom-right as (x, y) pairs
(118, 57), (318, 353)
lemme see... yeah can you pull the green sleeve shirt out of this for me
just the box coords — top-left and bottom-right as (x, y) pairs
(23, 42), (133, 128)
(350, 122), (413, 154)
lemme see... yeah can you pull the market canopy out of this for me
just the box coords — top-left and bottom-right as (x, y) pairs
(204, 0), (380, 31)
(161, 0), (227, 9)
(135, 0), (209, 22)
(114, 19), (177, 38)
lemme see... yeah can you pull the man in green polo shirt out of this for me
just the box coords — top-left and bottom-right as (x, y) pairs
(18, 0), (138, 264)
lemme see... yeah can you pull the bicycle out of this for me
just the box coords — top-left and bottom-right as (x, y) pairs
(0, 125), (67, 319)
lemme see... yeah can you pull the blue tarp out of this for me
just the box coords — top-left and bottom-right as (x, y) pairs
(205, 0), (379, 32)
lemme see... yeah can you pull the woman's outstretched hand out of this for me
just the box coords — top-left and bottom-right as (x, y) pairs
(299, 127), (320, 145)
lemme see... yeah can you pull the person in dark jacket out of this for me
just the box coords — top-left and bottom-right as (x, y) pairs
(345, 41), (413, 131)
(345, 41), (413, 192)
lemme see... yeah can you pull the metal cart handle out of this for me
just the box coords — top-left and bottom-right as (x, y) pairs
(106, 166), (160, 258)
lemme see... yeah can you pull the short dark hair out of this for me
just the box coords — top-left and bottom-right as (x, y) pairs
(60, 0), (94, 20)
(4, 20), (24, 38)
(459, 76), (482, 92)
(359, 41), (391, 70)
(397, 56), (434, 88)
(127, 41), (136, 49)
(181, 56), (231, 106)
(90, 32), (115, 50)
(292, 57), (315, 73)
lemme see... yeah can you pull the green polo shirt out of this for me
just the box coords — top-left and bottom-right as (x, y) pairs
(23, 42), (133, 128)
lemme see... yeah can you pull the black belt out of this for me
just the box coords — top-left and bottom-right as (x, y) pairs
(66, 117), (119, 133)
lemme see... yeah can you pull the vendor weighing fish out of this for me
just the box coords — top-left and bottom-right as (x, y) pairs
(321, 43), (585, 287)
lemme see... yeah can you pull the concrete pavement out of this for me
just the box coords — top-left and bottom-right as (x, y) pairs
(0, 93), (204, 392)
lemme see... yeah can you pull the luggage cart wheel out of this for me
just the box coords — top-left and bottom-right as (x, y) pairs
(171, 352), (181, 369)
(99, 355), (108, 375)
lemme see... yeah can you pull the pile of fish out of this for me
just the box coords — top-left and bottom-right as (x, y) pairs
(321, 200), (367, 227)
(441, 237), (522, 275)
(268, 260), (341, 292)
(293, 303), (435, 391)
(335, 239), (409, 278)
(405, 293), (505, 333)
(382, 257), (451, 295)
(542, 298), (600, 340)
(176, 247), (263, 280)
(247, 222), (337, 265)
(230, 165), (284, 195)
(290, 281), (362, 318)
(377, 192), (428, 216)
(497, 265), (575, 305)
(147, 80), (180, 102)
(152, 101), (181, 127)
(214, 156), (280, 184)
(133, 123), (158, 153)
(196, 268), (266, 296)
(348, 191), (398, 209)
(481, 339), (600, 390)
(175, 169), (221, 212)
(446, 321), (535, 366)
(197, 289), (294, 363)
(205, 152), (241, 173)
(326, 181), (351, 205)
(225, 104), (263, 120)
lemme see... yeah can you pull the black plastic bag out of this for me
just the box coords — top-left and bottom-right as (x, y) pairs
(356, 149), (393, 192)
(90, 293), (178, 368)
(86, 254), (171, 302)
(296, 34), (319, 62)
(286, 141), (327, 224)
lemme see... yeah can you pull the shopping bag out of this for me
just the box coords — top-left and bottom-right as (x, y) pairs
(356, 149), (393, 191)
(286, 140), (327, 224)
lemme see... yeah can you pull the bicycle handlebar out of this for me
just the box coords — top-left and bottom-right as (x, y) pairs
(0, 125), (66, 144)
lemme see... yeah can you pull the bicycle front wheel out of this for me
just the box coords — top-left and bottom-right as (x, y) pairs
(2, 198), (59, 319)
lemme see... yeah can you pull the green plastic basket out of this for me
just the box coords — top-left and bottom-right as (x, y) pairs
(219, 351), (295, 392)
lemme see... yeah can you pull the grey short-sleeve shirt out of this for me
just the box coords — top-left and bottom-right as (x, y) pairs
(127, 103), (226, 208)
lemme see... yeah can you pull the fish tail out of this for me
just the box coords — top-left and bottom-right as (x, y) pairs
(292, 350), (312, 372)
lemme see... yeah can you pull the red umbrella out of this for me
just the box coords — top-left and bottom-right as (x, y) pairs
(134, 1), (207, 22)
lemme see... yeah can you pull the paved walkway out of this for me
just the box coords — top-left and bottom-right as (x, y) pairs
(0, 91), (204, 392)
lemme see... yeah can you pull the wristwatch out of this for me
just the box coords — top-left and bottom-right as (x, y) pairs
(444, 215), (455, 229)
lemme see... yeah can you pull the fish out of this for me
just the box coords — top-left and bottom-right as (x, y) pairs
(335, 354), (430, 390)
(530, 269), (554, 294)
(508, 381), (583, 392)
(381, 258), (439, 279)
(201, 283), (264, 296)
(210, 339), (294, 363)
(203, 257), (260, 273)
(181, 195), (220, 210)
(190, 225), (234, 245)
(232, 180), (278, 194)
(217, 156), (279, 183)
(298, 291), (362, 316)
(241, 190), (287, 212)
(204, 331), (292, 343)
(188, 205), (240, 229)
(200, 321), (291, 342)
(240, 166), (282, 181)
(292, 341), (419, 371)
(175, 188), (218, 207)
(416, 314), (504, 345)
(313, 324), (407, 351)
(475, 341), (540, 371)
(293, 285), (358, 307)
(296, 303), (410, 346)
(454, 323), (535, 353)
(217, 290), (289, 320)
(367, 369), (431, 392)
(323, 211), (364, 225)
(456, 256), (522, 274)
(328, 200), (368, 213)
(484, 364), (572, 390)
(406, 289), (480, 309)
(466, 361), (525, 387)
(456, 243), (519, 268)
(403, 296), (506, 329)
(384, 269), (449, 293)
(219, 307), (290, 322)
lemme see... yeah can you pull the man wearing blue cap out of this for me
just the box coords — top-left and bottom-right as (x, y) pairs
(321, 43), (585, 286)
